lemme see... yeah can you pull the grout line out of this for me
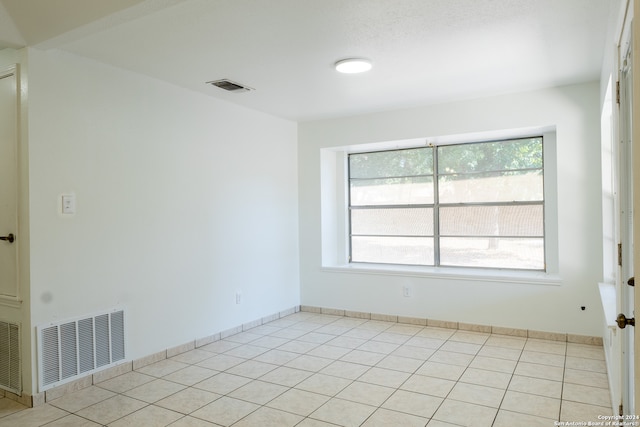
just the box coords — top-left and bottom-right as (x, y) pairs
(492, 336), (525, 425)
(558, 341), (568, 422)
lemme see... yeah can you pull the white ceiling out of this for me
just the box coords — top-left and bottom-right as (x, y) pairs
(0, 0), (611, 121)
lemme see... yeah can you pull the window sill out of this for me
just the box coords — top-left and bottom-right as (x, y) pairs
(321, 263), (561, 286)
(598, 282), (617, 329)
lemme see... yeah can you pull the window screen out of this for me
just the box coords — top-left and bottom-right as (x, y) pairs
(348, 137), (544, 270)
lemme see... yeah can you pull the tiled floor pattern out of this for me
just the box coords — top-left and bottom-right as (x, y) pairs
(0, 312), (612, 426)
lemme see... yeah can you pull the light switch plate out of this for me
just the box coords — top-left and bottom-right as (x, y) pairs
(61, 194), (76, 214)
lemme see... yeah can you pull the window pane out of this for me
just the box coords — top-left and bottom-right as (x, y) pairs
(351, 236), (434, 265)
(438, 137), (542, 174)
(351, 208), (433, 236)
(350, 176), (434, 206)
(440, 205), (543, 236)
(347, 136), (546, 271)
(350, 148), (433, 179)
(440, 237), (544, 270)
(438, 170), (543, 203)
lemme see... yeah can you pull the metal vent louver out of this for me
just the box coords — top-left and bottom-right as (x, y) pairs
(206, 79), (254, 92)
(0, 321), (21, 395)
(38, 309), (126, 391)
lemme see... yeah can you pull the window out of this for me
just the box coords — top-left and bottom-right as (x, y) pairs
(348, 137), (545, 270)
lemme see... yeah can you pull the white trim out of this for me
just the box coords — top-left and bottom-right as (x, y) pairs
(322, 264), (561, 286)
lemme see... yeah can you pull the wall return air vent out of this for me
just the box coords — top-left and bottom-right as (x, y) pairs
(0, 320), (21, 395)
(206, 79), (254, 93)
(37, 309), (126, 391)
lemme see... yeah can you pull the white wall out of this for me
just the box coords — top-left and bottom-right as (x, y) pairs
(299, 81), (604, 336)
(25, 48), (299, 392)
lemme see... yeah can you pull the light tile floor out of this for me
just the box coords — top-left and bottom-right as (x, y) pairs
(0, 312), (613, 426)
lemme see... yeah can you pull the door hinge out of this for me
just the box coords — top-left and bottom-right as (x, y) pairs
(616, 80), (621, 105)
(619, 403), (623, 416)
(618, 243), (623, 266)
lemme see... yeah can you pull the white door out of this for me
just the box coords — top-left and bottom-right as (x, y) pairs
(633, 0), (640, 413)
(618, 13), (635, 415)
(0, 68), (18, 299)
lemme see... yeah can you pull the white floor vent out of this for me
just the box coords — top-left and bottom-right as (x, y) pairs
(37, 309), (126, 391)
(0, 321), (21, 395)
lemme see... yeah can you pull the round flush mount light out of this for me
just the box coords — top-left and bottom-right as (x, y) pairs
(334, 58), (372, 74)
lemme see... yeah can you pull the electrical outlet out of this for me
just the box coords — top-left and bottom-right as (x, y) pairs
(235, 291), (242, 304)
(403, 286), (411, 297)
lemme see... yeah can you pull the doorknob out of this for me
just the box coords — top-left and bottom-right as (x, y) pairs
(617, 313), (635, 329)
(0, 233), (14, 243)
(628, 277), (634, 287)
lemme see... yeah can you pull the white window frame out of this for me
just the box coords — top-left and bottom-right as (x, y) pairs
(320, 126), (560, 285)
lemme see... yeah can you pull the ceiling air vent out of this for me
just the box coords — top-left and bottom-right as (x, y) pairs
(206, 79), (253, 93)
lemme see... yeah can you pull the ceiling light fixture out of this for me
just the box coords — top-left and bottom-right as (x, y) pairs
(334, 58), (372, 74)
